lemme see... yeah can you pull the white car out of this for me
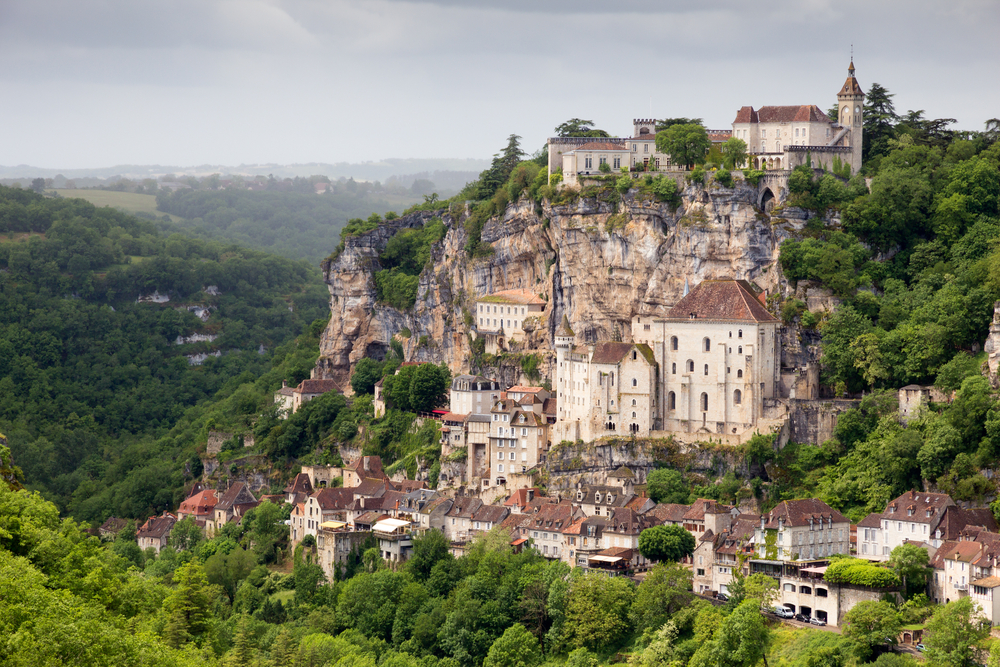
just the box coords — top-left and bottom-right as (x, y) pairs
(773, 607), (794, 618)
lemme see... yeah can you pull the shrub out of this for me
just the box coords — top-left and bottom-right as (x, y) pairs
(824, 559), (900, 588)
(781, 299), (807, 324)
(688, 167), (705, 185)
(599, 161), (612, 173)
(742, 169), (766, 186)
(615, 174), (632, 195)
(715, 169), (733, 188)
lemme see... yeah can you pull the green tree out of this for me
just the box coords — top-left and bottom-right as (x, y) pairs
(168, 516), (203, 552)
(563, 572), (635, 652)
(721, 137), (748, 170)
(843, 600), (901, 661)
(555, 119), (610, 138)
(864, 82), (899, 164)
(408, 528), (451, 581)
(483, 623), (542, 667)
(889, 543), (931, 599)
(645, 469), (689, 504)
(637, 524), (695, 563)
(409, 363), (450, 413)
(630, 561), (693, 633)
(656, 124), (711, 170)
(245, 500), (288, 564)
(351, 358), (384, 396)
(162, 561), (212, 647)
(689, 600), (770, 667)
(924, 597), (990, 667)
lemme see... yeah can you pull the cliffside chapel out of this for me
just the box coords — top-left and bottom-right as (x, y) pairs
(553, 280), (781, 444)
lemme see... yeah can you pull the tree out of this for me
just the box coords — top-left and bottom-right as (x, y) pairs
(408, 528), (451, 581)
(483, 623), (542, 667)
(656, 124), (710, 170)
(205, 545), (256, 603)
(924, 598), (990, 667)
(563, 572), (635, 652)
(162, 561), (212, 647)
(889, 543), (931, 598)
(226, 614), (255, 667)
(409, 363), (450, 413)
(637, 524), (695, 563)
(168, 516), (203, 552)
(843, 600), (901, 661)
(351, 358), (384, 396)
(245, 500), (288, 563)
(655, 118), (704, 132)
(689, 600), (770, 667)
(722, 137), (748, 170)
(555, 119), (610, 138)
(645, 469), (689, 504)
(864, 83), (899, 163)
(630, 561), (693, 633)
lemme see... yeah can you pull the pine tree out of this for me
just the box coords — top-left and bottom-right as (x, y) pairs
(226, 614), (255, 667)
(270, 628), (298, 667)
(161, 561), (211, 646)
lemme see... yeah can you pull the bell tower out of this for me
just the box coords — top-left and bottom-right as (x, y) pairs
(836, 59), (864, 174)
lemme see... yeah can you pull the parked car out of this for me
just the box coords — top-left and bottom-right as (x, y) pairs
(716, 592), (729, 602)
(773, 607), (793, 618)
(809, 617), (827, 626)
(915, 644), (925, 652)
(795, 613), (810, 623)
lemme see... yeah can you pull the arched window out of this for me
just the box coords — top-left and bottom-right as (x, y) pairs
(700, 393), (708, 411)
(729, 331), (732, 338)
(703, 364), (709, 376)
(632, 378), (637, 387)
(737, 369), (743, 378)
(670, 336), (678, 351)
(703, 338), (710, 352)
(668, 392), (676, 410)
(610, 373), (614, 386)
(687, 360), (694, 372)
(672, 363), (676, 374)
(738, 329), (743, 338)
(631, 399), (637, 406)
(632, 350), (637, 360)
(738, 346), (743, 354)
(632, 412), (637, 419)
(734, 389), (742, 404)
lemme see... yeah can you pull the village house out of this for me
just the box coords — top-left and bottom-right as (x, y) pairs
(449, 374), (502, 415)
(343, 456), (389, 488)
(572, 484), (635, 518)
(692, 514), (760, 595)
(487, 397), (551, 487)
(208, 483), (258, 536)
(274, 378), (342, 416)
(177, 488), (219, 527)
(753, 499), (851, 562)
(290, 487), (355, 549)
(474, 289), (547, 354)
(316, 522), (372, 580)
(98, 517), (128, 540)
(284, 473), (314, 505)
(137, 513), (177, 553)
(465, 413), (492, 485)
(878, 490), (996, 559)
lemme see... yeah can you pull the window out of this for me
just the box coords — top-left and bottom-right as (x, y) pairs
(497, 453), (503, 460)
(584, 156), (592, 169)
(738, 329), (743, 338)
(632, 411), (637, 418)
(644, 144), (649, 153)
(687, 360), (694, 372)
(599, 156), (607, 167)
(632, 399), (637, 406)
(498, 464), (504, 472)
(632, 350), (637, 360)
(632, 378), (637, 387)
(670, 336), (678, 350)
(700, 393), (708, 411)
(610, 373), (614, 386)
(672, 363), (676, 374)
(734, 389), (742, 404)
(762, 129), (766, 138)
(738, 346), (743, 354)
(510, 452), (515, 460)
(737, 369), (743, 378)
(668, 392), (676, 410)
(704, 338), (710, 351)
(703, 364), (709, 376)
(613, 156), (621, 169)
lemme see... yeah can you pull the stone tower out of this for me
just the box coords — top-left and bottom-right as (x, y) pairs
(837, 60), (864, 175)
(554, 315), (575, 368)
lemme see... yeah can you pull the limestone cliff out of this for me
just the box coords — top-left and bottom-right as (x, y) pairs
(315, 175), (809, 389)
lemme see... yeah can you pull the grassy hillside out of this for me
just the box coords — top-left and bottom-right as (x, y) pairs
(57, 188), (185, 222)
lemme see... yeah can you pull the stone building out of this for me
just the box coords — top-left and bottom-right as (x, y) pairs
(137, 513), (176, 553)
(208, 483), (258, 536)
(553, 336), (658, 443)
(550, 119), (681, 188)
(632, 279), (780, 439)
(731, 61), (864, 175)
(879, 490), (996, 557)
(474, 289), (546, 354)
(449, 374), (501, 415)
(753, 499), (851, 562)
(487, 397), (550, 487)
(898, 385), (949, 424)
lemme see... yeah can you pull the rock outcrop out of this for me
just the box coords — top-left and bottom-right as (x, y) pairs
(315, 174), (807, 389)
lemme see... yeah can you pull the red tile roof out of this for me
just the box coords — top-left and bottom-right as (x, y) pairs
(296, 379), (342, 395)
(178, 489), (219, 517)
(762, 499), (849, 528)
(573, 141), (628, 152)
(665, 280), (777, 323)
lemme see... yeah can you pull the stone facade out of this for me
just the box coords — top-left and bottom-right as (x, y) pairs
(449, 374), (501, 415)
(474, 290), (546, 354)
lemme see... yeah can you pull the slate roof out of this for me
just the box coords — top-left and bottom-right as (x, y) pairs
(216, 483), (257, 511)
(138, 514), (176, 540)
(353, 478), (391, 497)
(446, 496), (484, 519)
(573, 484), (633, 508)
(284, 473), (313, 496)
(936, 506), (998, 539)
(556, 315), (575, 338)
(840, 65), (864, 95)
(762, 499), (849, 528)
(683, 499), (733, 522)
(472, 504), (510, 524)
(607, 507), (652, 535)
(99, 517), (128, 535)
(665, 280), (777, 323)
(395, 480), (428, 493)
(345, 456), (386, 480)
(884, 490), (955, 525)
(589, 342), (655, 365)
(313, 487), (355, 510)
(647, 503), (691, 524)
(858, 512), (884, 528)
(930, 540), (960, 570)
(715, 516), (761, 555)
(733, 106), (759, 123)
(542, 398), (557, 416)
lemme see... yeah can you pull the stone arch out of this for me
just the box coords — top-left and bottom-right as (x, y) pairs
(774, 157), (782, 170)
(759, 187), (776, 212)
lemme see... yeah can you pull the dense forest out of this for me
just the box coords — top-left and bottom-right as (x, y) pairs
(154, 178), (428, 264)
(0, 185), (332, 520)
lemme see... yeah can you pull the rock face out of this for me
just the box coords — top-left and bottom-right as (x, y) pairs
(984, 301), (1000, 387)
(315, 175), (805, 389)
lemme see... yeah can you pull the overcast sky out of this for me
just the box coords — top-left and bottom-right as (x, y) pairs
(1, 0), (997, 170)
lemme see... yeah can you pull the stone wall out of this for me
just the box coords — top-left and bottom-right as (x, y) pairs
(786, 399), (860, 446)
(206, 430), (232, 456)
